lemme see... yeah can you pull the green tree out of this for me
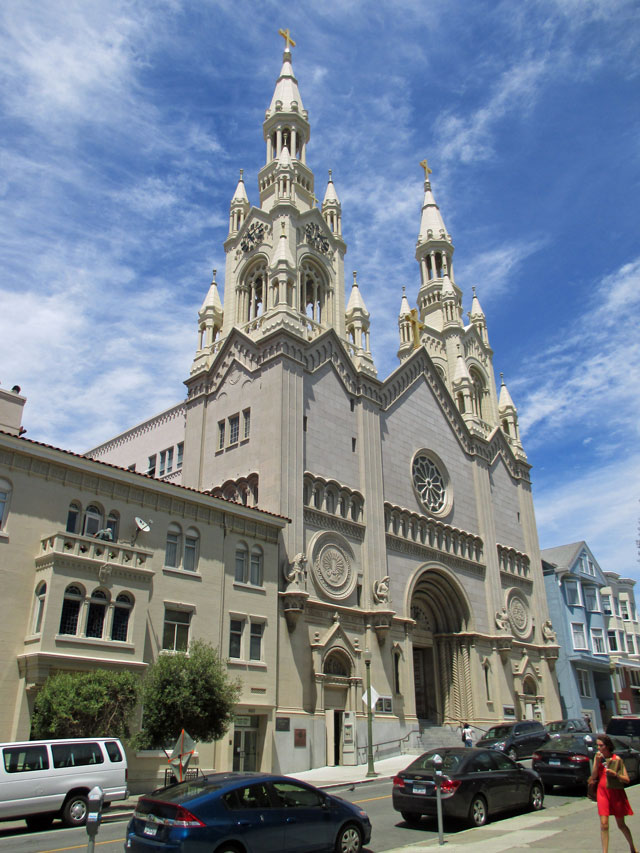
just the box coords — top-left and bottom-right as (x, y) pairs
(31, 669), (139, 739)
(135, 639), (241, 748)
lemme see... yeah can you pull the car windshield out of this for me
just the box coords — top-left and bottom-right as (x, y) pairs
(542, 734), (593, 750)
(546, 721), (569, 733)
(145, 778), (223, 803)
(408, 752), (465, 773)
(483, 726), (513, 739)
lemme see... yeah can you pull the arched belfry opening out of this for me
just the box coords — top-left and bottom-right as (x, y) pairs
(409, 567), (472, 726)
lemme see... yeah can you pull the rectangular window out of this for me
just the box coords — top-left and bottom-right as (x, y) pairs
(147, 454), (156, 476)
(159, 450), (166, 477)
(250, 550), (263, 586)
(249, 622), (263, 661)
(375, 697), (393, 714)
(165, 531), (179, 568)
(602, 595), (612, 615)
(218, 421), (225, 450)
(229, 415), (240, 445)
(630, 669), (640, 688)
(608, 630), (619, 652)
(235, 549), (247, 583)
(584, 588), (598, 612)
(621, 601), (630, 620)
(591, 628), (605, 654)
(565, 581), (580, 606)
(166, 447), (173, 474)
(162, 609), (190, 652)
(613, 597), (620, 616)
(3, 745), (49, 773)
(184, 535), (198, 572)
(51, 742), (103, 769)
(577, 668), (591, 698)
(59, 598), (81, 635)
(229, 619), (243, 659)
(627, 634), (635, 654)
(571, 622), (587, 649)
(587, 559), (595, 576)
(243, 409), (251, 439)
(177, 442), (184, 469)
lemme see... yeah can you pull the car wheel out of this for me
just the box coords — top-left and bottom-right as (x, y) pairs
(61, 794), (88, 827)
(401, 811), (422, 824)
(335, 822), (362, 853)
(507, 747), (518, 761)
(25, 814), (54, 831)
(529, 783), (544, 811)
(468, 794), (488, 827)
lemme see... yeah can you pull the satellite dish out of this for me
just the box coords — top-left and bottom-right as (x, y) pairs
(135, 517), (151, 533)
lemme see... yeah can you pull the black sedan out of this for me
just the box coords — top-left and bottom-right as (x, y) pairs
(532, 734), (640, 790)
(124, 772), (371, 853)
(391, 747), (544, 827)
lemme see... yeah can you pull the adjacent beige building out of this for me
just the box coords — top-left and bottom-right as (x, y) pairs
(1, 37), (562, 777)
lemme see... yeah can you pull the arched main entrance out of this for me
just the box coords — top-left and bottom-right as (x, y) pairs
(409, 567), (472, 725)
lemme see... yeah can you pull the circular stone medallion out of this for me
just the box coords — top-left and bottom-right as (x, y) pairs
(507, 590), (531, 638)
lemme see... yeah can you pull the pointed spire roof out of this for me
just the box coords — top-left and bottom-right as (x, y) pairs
(453, 344), (472, 386)
(269, 48), (304, 113)
(323, 169), (340, 205)
(498, 374), (516, 412)
(470, 287), (485, 320)
(417, 160), (449, 244)
(272, 219), (295, 270)
(231, 169), (249, 205)
(199, 269), (223, 318)
(441, 272), (456, 299)
(399, 286), (411, 318)
(346, 271), (369, 318)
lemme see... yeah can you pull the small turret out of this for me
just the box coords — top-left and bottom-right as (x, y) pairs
(452, 345), (473, 418)
(498, 373), (522, 445)
(322, 170), (342, 237)
(397, 287), (419, 362)
(469, 287), (489, 345)
(345, 272), (376, 375)
(229, 170), (250, 235)
(191, 269), (224, 375)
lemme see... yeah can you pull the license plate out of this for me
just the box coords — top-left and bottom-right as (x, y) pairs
(144, 823), (158, 836)
(412, 784), (426, 794)
(549, 759), (561, 766)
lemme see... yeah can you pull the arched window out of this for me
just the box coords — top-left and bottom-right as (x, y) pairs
(32, 582), (47, 634)
(184, 528), (199, 572)
(457, 392), (465, 413)
(323, 651), (350, 677)
(470, 368), (486, 420)
(393, 650), (401, 694)
(59, 584), (84, 635)
(66, 501), (81, 534)
(250, 546), (263, 586)
(111, 593), (133, 642)
(106, 511), (119, 541)
(240, 262), (267, 323)
(82, 504), (103, 537)
(235, 542), (248, 583)
(0, 478), (12, 532)
(165, 523), (182, 568)
(300, 261), (327, 324)
(86, 589), (109, 638)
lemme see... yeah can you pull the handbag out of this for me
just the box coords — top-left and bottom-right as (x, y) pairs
(606, 757), (626, 789)
(587, 778), (598, 801)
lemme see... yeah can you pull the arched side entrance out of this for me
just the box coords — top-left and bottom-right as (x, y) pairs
(322, 649), (357, 767)
(409, 566), (472, 725)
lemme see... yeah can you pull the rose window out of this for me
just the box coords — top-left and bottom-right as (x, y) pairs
(412, 454), (447, 513)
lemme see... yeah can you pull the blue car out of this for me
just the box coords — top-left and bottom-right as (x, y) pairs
(124, 771), (371, 853)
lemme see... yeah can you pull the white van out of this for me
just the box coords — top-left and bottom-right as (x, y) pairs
(0, 737), (128, 829)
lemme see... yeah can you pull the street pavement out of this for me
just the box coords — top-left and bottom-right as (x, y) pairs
(107, 753), (640, 852)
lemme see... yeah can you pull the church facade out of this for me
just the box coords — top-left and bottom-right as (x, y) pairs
(88, 37), (562, 772)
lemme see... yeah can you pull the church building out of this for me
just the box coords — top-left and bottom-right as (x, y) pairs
(87, 34), (562, 772)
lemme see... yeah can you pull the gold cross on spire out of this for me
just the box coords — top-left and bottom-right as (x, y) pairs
(278, 28), (296, 50)
(402, 308), (424, 349)
(420, 158), (433, 179)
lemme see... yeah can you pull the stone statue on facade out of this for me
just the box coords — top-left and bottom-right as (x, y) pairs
(495, 607), (510, 632)
(542, 619), (557, 643)
(283, 552), (307, 586)
(372, 575), (390, 604)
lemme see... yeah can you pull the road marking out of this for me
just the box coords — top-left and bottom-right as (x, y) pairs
(38, 839), (124, 853)
(354, 793), (391, 803)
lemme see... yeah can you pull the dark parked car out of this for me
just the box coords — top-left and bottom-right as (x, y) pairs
(475, 720), (548, 760)
(607, 716), (640, 751)
(532, 733), (640, 790)
(124, 772), (371, 853)
(391, 747), (544, 827)
(544, 719), (591, 738)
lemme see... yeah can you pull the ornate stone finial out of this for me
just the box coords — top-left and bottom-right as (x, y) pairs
(353, 270), (357, 286)
(328, 169), (333, 182)
(283, 552), (306, 586)
(239, 169), (244, 181)
(542, 619), (557, 644)
(372, 576), (390, 604)
(212, 269), (217, 281)
(419, 158), (433, 179)
(495, 607), (510, 632)
(500, 372), (504, 384)
(278, 28), (296, 50)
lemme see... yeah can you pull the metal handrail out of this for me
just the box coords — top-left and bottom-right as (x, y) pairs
(356, 729), (420, 763)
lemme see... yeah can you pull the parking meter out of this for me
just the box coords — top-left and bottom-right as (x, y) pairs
(85, 786), (104, 852)
(432, 753), (444, 846)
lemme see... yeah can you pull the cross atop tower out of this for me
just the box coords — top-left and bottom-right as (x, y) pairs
(278, 28), (296, 50)
(420, 158), (433, 179)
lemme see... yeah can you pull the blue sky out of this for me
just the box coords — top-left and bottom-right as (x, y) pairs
(1, 0), (639, 578)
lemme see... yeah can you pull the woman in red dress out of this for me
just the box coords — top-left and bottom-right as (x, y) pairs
(590, 734), (638, 853)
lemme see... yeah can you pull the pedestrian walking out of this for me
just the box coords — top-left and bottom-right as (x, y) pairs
(589, 733), (638, 853)
(462, 723), (473, 748)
